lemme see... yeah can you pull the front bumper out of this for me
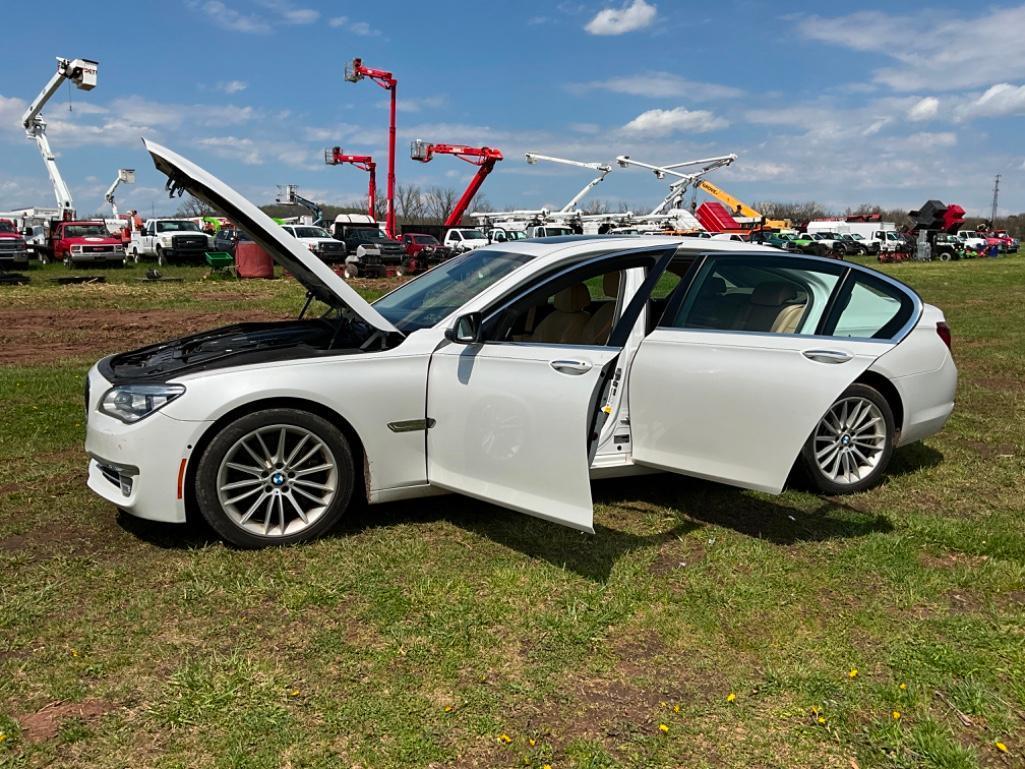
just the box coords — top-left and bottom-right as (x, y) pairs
(85, 366), (211, 523)
(70, 250), (123, 263)
(0, 251), (29, 265)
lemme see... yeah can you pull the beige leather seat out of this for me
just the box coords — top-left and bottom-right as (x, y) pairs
(531, 284), (592, 343)
(732, 282), (806, 333)
(583, 272), (621, 344)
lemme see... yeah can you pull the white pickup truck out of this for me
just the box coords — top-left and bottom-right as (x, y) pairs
(130, 219), (213, 265)
(280, 224), (347, 263)
(443, 227), (490, 253)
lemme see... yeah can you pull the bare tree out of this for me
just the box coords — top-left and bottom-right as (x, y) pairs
(396, 184), (426, 223)
(581, 199), (611, 215)
(175, 194), (217, 218)
(424, 186), (459, 222)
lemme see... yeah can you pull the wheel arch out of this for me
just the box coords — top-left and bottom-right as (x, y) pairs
(853, 370), (904, 439)
(183, 396), (369, 521)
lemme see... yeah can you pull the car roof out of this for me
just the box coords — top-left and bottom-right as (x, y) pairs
(483, 234), (781, 262)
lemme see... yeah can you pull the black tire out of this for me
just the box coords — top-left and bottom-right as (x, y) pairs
(156, 246), (166, 267)
(131, 247), (141, 264)
(800, 383), (896, 495)
(63, 255), (73, 268)
(194, 408), (356, 548)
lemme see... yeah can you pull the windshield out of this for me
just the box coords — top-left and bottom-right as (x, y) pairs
(291, 226), (331, 238)
(156, 220), (202, 233)
(0, 222), (14, 233)
(505, 231), (526, 240)
(414, 235), (438, 244)
(373, 249), (534, 333)
(456, 229), (486, 240)
(65, 224), (109, 237)
(544, 228), (574, 236)
(851, 234), (864, 240)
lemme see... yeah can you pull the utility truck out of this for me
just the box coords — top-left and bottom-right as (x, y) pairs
(130, 219), (212, 264)
(48, 220), (125, 267)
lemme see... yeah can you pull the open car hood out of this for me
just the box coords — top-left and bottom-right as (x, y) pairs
(143, 139), (399, 335)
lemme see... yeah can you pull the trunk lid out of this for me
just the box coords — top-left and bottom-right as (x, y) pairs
(143, 139), (400, 335)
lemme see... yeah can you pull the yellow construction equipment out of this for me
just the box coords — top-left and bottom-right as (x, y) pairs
(695, 179), (791, 230)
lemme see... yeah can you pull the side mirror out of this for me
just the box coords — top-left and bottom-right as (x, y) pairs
(445, 312), (482, 344)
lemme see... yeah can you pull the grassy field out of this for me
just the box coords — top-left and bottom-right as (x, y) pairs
(0, 256), (1023, 769)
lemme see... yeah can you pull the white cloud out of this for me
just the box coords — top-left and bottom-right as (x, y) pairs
(192, 1), (271, 33)
(569, 71), (742, 100)
(216, 80), (248, 94)
(585, 0), (657, 35)
(328, 16), (347, 27)
(621, 107), (728, 136)
(348, 21), (380, 37)
(376, 95), (446, 113)
(256, 0), (318, 24)
(798, 6), (1025, 92)
(907, 96), (938, 122)
(969, 83), (1025, 117)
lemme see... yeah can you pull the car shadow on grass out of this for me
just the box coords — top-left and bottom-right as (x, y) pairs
(116, 444), (940, 580)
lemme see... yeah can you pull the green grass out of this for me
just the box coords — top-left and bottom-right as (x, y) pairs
(1, 257), (1023, 768)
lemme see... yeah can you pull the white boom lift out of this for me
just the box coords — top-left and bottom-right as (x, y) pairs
(524, 153), (613, 213)
(104, 169), (135, 218)
(616, 154), (736, 217)
(20, 57), (99, 220)
(276, 184), (324, 226)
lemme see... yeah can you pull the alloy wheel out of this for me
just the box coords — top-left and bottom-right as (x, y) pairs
(215, 424), (339, 537)
(812, 396), (887, 486)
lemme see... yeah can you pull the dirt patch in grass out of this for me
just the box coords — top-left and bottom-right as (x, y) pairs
(963, 440), (1017, 459)
(918, 552), (990, 570)
(0, 308), (277, 365)
(649, 538), (706, 576)
(17, 698), (113, 743)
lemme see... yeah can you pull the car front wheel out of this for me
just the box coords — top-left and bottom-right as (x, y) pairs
(195, 408), (355, 547)
(800, 383), (895, 494)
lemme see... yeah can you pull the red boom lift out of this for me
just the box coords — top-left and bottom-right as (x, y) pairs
(324, 147), (377, 219)
(344, 58), (397, 238)
(410, 140), (503, 227)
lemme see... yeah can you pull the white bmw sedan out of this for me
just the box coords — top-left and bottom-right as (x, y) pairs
(84, 141), (957, 547)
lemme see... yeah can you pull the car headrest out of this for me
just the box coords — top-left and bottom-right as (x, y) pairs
(699, 276), (727, 297)
(751, 282), (798, 306)
(554, 284), (591, 313)
(603, 271), (621, 298)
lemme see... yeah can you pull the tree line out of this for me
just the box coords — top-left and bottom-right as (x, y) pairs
(175, 190), (1025, 238)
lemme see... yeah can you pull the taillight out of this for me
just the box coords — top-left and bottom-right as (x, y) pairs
(936, 321), (952, 352)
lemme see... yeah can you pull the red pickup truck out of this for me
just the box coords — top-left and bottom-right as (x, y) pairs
(47, 220), (126, 267)
(0, 220), (30, 268)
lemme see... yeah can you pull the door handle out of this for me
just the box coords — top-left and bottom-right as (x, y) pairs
(550, 359), (593, 375)
(802, 349), (853, 364)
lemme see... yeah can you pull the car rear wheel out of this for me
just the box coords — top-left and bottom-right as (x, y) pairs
(800, 383), (895, 495)
(195, 408), (355, 548)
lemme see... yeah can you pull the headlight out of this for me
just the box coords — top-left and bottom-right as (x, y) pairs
(71, 245), (83, 253)
(114, 245), (125, 253)
(99, 384), (185, 423)
(307, 243), (318, 252)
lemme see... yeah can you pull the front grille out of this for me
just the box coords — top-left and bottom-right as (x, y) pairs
(319, 242), (345, 254)
(361, 254), (382, 266)
(83, 245), (116, 254)
(0, 241), (24, 253)
(172, 235), (207, 250)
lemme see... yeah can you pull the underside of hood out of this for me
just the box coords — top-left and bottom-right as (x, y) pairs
(143, 139), (400, 336)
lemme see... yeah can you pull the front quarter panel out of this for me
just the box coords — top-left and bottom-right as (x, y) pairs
(162, 334), (439, 494)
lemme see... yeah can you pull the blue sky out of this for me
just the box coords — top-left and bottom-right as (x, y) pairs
(1, 0), (1023, 218)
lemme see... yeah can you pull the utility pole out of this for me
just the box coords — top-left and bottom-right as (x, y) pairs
(990, 174), (1001, 225)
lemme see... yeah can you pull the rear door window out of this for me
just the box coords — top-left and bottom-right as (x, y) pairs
(823, 273), (916, 340)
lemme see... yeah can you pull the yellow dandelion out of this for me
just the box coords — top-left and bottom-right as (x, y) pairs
(848, 668), (858, 679)
(659, 723), (669, 734)
(0, 732), (6, 743)
(543, 765), (553, 769)
(443, 705), (453, 713)
(289, 688), (300, 697)
(497, 733), (512, 744)
(659, 700), (668, 708)
(673, 704), (680, 714)
(817, 716), (827, 725)
(995, 741), (1008, 753)
(71, 648), (79, 658)
(892, 711), (901, 720)
(899, 682), (907, 690)
(726, 692), (737, 703)
(528, 737), (537, 747)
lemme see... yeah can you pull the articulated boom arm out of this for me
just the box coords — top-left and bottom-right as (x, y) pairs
(104, 169), (135, 218)
(22, 57), (99, 219)
(325, 147), (377, 218)
(345, 57), (397, 237)
(276, 184), (324, 226)
(616, 154), (736, 216)
(411, 140), (504, 227)
(695, 179), (760, 219)
(525, 152), (613, 213)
